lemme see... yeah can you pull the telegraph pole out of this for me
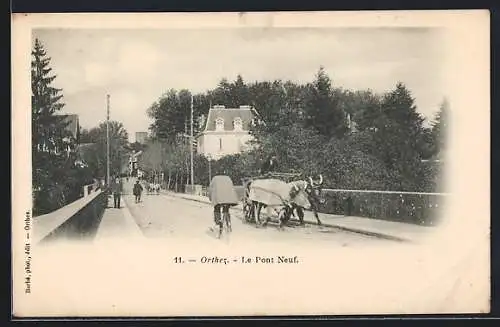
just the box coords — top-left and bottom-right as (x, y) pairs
(106, 94), (110, 186)
(190, 94), (194, 189)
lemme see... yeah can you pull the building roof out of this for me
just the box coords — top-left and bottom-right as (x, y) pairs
(203, 105), (257, 132)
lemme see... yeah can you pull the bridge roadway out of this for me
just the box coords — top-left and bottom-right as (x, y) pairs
(26, 181), (487, 316)
(101, 179), (389, 247)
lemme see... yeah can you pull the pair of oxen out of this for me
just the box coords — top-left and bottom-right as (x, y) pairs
(244, 175), (325, 228)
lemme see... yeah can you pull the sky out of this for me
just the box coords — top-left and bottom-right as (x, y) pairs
(33, 27), (447, 142)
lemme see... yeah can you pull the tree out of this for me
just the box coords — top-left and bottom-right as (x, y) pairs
(372, 82), (430, 190)
(32, 38), (85, 215)
(341, 89), (383, 132)
(248, 80), (286, 129)
(303, 67), (349, 139)
(430, 98), (450, 157)
(210, 78), (233, 106)
(148, 89), (193, 143)
(229, 74), (251, 107)
(31, 38), (69, 155)
(83, 121), (129, 179)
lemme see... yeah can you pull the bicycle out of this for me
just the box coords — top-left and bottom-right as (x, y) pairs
(210, 204), (233, 239)
(215, 211), (232, 238)
(217, 212), (233, 238)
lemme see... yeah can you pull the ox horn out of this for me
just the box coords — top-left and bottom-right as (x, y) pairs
(318, 174), (323, 185)
(309, 177), (314, 186)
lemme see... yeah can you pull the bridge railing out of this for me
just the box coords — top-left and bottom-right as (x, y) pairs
(180, 183), (446, 226)
(82, 181), (103, 197)
(33, 187), (109, 244)
(319, 189), (449, 226)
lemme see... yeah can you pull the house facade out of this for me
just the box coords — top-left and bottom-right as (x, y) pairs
(196, 105), (258, 160)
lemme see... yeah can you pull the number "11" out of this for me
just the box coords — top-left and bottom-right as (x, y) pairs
(174, 257), (183, 264)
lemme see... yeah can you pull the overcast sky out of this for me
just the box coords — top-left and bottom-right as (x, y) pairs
(33, 28), (447, 142)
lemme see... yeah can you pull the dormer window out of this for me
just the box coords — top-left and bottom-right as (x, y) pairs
(233, 117), (243, 131)
(215, 117), (224, 131)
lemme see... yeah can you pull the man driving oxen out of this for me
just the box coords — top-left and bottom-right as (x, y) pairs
(260, 154), (279, 176)
(287, 174), (325, 226)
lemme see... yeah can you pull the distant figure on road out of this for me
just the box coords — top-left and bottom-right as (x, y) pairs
(133, 180), (143, 203)
(208, 175), (239, 237)
(112, 177), (123, 208)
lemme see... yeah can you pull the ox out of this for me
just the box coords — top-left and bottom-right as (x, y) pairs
(286, 175), (325, 226)
(246, 178), (293, 229)
(247, 175), (325, 229)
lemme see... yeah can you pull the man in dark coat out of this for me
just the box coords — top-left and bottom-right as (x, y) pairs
(112, 177), (123, 208)
(133, 180), (143, 203)
(260, 154), (278, 175)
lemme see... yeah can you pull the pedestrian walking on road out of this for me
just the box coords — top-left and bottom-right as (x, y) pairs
(133, 180), (143, 203)
(112, 177), (123, 208)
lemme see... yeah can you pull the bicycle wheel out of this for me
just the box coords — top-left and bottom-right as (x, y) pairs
(223, 212), (232, 233)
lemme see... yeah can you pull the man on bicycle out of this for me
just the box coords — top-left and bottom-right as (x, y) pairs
(208, 174), (239, 237)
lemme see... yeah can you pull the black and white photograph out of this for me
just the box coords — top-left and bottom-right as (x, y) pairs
(12, 11), (490, 317)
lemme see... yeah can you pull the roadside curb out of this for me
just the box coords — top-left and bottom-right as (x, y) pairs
(120, 195), (146, 238)
(164, 192), (412, 243)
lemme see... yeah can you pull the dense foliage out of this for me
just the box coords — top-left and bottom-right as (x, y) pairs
(79, 121), (130, 180)
(144, 68), (448, 195)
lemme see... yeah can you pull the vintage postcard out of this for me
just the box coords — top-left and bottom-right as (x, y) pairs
(11, 11), (490, 317)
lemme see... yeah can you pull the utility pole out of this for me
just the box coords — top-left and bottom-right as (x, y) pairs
(190, 94), (194, 190)
(106, 94), (110, 186)
(208, 155), (212, 183)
